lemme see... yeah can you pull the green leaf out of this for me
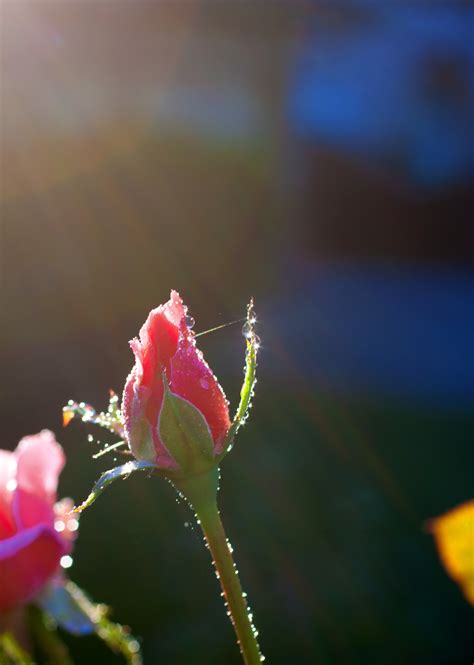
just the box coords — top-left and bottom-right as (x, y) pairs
(66, 583), (142, 665)
(159, 377), (215, 471)
(73, 460), (157, 514)
(39, 583), (142, 665)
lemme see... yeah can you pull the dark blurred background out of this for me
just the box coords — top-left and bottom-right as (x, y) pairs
(1, 2), (473, 664)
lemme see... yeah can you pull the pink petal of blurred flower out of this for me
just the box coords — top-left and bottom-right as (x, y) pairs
(0, 431), (73, 613)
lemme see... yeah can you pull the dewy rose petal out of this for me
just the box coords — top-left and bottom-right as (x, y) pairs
(0, 431), (76, 613)
(122, 290), (231, 469)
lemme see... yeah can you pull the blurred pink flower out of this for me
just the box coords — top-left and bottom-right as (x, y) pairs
(0, 430), (76, 613)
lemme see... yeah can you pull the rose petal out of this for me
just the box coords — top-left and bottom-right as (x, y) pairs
(138, 291), (184, 378)
(15, 431), (65, 499)
(13, 431), (65, 530)
(13, 490), (55, 531)
(170, 331), (230, 453)
(0, 524), (66, 612)
(0, 451), (16, 539)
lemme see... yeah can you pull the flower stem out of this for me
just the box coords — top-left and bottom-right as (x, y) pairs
(196, 500), (263, 664)
(173, 469), (263, 665)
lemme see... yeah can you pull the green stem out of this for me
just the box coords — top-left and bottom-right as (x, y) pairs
(198, 501), (263, 664)
(174, 470), (263, 665)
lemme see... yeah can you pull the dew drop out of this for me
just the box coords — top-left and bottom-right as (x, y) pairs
(199, 377), (210, 389)
(185, 314), (195, 329)
(54, 520), (65, 532)
(60, 555), (73, 569)
(67, 518), (79, 531)
(242, 322), (252, 339)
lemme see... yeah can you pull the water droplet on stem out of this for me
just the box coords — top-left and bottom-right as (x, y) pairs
(242, 321), (252, 339)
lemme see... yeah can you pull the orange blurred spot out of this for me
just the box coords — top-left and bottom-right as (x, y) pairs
(62, 410), (74, 427)
(430, 500), (474, 605)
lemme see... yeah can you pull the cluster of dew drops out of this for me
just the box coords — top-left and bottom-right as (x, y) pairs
(62, 393), (125, 462)
(241, 300), (260, 350)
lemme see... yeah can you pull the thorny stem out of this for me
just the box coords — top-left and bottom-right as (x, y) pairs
(197, 502), (263, 665)
(174, 470), (263, 665)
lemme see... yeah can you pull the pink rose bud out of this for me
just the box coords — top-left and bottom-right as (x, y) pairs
(0, 431), (76, 613)
(122, 291), (231, 472)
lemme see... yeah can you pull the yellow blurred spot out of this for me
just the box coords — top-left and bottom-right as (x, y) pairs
(430, 500), (474, 605)
(62, 410), (74, 427)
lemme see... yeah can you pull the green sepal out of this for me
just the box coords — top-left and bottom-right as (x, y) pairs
(219, 299), (259, 459)
(38, 582), (142, 665)
(159, 376), (215, 473)
(130, 419), (156, 463)
(73, 460), (157, 514)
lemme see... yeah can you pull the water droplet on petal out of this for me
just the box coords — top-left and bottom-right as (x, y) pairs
(185, 314), (195, 329)
(200, 377), (210, 389)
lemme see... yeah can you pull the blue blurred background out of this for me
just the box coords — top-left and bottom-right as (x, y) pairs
(1, 2), (473, 663)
